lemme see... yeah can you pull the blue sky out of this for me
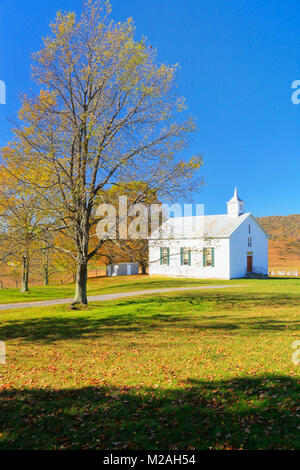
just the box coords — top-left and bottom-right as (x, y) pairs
(0, 0), (299, 216)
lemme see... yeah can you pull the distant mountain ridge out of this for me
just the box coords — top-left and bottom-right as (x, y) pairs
(257, 214), (300, 242)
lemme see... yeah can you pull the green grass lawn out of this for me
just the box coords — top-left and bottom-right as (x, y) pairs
(0, 275), (243, 304)
(0, 278), (299, 449)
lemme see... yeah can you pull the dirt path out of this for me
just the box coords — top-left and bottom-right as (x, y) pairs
(0, 284), (244, 311)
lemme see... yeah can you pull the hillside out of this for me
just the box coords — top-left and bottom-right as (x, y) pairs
(258, 214), (300, 272)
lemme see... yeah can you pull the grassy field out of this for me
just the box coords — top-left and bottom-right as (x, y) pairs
(0, 278), (299, 449)
(0, 275), (242, 304)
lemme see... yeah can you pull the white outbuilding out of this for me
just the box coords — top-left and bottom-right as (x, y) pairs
(148, 188), (268, 279)
(106, 262), (139, 277)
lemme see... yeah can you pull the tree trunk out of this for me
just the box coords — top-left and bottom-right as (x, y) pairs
(72, 209), (90, 306)
(20, 255), (29, 293)
(72, 261), (88, 305)
(42, 248), (50, 286)
(141, 263), (147, 275)
(43, 263), (49, 286)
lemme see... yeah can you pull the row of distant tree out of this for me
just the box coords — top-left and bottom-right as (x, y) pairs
(0, 180), (152, 292)
(0, 1), (203, 305)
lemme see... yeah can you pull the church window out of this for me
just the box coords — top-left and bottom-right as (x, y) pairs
(160, 247), (170, 265)
(203, 247), (215, 267)
(180, 247), (191, 266)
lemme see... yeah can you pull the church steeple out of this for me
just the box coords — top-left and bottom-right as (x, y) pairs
(227, 187), (244, 217)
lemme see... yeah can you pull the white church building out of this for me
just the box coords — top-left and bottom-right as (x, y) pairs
(148, 188), (268, 279)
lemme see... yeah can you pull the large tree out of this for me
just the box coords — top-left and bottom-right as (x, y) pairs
(3, 0), (203, 305)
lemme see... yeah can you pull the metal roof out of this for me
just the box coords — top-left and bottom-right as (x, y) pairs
(201, 213), (250, 237)
(151, 212), (252, 239)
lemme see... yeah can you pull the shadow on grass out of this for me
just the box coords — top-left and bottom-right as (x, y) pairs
(0, 375), (298, 450)
(114, 290), (300, 309)
(1, 313), (300, 343)
(0, 312), (191, 342)
(1, 292), (300, 343)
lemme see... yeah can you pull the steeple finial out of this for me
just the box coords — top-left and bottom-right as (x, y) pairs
(227, 187), (244, 216)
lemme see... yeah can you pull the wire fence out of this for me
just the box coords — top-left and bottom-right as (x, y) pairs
(268, 269), (299, 277)
(0, 266), (107, 289)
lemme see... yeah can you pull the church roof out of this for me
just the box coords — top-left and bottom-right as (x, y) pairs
(153, 212), (252, 239)
(200, 212), (250, 237)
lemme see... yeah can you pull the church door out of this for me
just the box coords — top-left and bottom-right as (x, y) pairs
(247, 254), (253, 273)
